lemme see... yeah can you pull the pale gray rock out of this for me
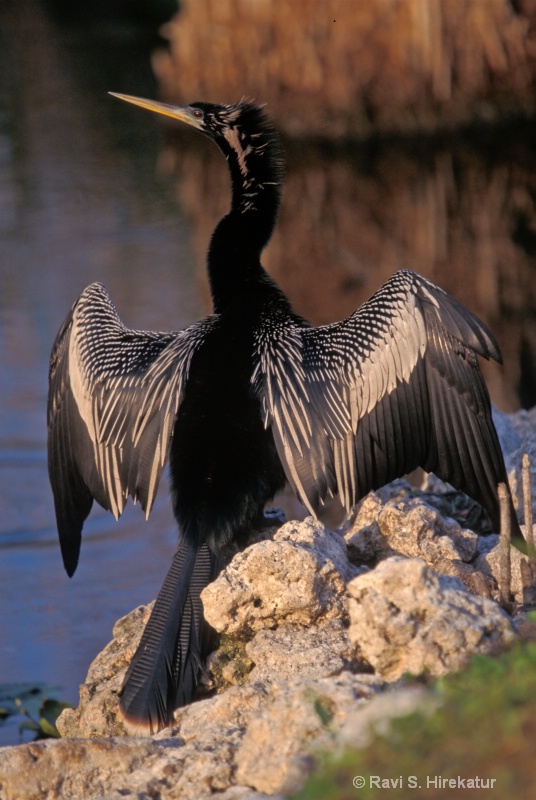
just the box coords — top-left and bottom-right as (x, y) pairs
(0, 685), (278, 800)
(56, 602), (154, 738)
(0, 671), (386, 800)
(383, 500), (479, 562)
(202, 517), (358, 635)
(344, 493), (490, 596)
(347, 557), (517, 680)
(245, 618), (357, 684)
(0, 737), (178, 800)
(234, 672), (384, 796)
(217, 790), (283, 800)
(494, 406), (536, 526)
(432, 557), (493, 599)
(475, 533), (536, 605)
(58, 518), (364, 742)
(7, 422), (535, 800)
(338, 683), (438, 748)
(499, 406), (536, 450)
(475, 533), (500, 557)
(172, 683), (269, 743)
(345, 495), (478, 564)
(492, 406), (523, 456)
(505, 440), (536, 526)
(343, 493), (384, 563)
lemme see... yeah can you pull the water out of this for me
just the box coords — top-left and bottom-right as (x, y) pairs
(1, 0), (535, 747)
(0, 0), (200, 744)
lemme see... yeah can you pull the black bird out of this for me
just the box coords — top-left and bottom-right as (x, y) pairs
(47, 93), (523, 735)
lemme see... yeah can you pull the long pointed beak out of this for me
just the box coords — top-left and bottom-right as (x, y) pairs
(109, 92), (204, 131)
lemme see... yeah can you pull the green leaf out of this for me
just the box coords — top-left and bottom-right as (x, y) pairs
(38, 717), (61, 738)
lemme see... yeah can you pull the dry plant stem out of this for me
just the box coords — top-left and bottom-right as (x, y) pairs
(498, 482), (512, 609)
(522, 453), (534, 551)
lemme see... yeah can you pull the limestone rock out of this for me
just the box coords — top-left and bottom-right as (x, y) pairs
(347, 557), (517, 680)
(494, 406), (536, 528)
(507, 406), (536, 445)
(493, 406), (523, 457)
(234, 673), (383, 796)
(433, 558), (494, 599)
(0, 737), (180, 800)
(475, 537), (536, 605)
(7, 493), (530, 799)
(344, 491), (492, 596)
(245, 618), (358, 684)
(56, 603), (154, 738)
(345, 495), (478, 564)
(217, 791), (282, 800)
(44, 735), (256, 800)
(0, 686), (279, 800)
(202, 517), (359, 635)
(505, 440), (536, 525)
(171, 683), (269, 744)
(339, 684), (438, 749)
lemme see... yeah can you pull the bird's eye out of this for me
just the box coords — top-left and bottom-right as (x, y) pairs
(193, 110), (203, 119)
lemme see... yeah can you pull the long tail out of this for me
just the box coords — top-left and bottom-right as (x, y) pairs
(119, 540), (219, 735)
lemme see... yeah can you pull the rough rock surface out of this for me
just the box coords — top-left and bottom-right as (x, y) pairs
(2, 410), (534, 799)
(348, 556), (516, 680)
(0, 733), (275, 800)
(345, 492), (479, 564)
(202, 518), (360, 634)
(245, 619), (356, 685)
(343, 489), (492, 596)
(499, 406), (536, 524)
(56, 603), (153, 739)
(475, 535), (536, 606)
(483, 408), (536, 540)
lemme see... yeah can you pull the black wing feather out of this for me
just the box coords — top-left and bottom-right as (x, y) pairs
(48, 313), (94, 575)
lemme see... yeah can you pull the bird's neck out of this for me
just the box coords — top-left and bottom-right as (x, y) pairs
(207, 147), (282, 313)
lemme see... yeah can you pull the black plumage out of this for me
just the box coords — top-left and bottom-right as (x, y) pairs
(47, 93), (523, 735)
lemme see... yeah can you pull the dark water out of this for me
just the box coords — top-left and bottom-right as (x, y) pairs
(1, 0), (535, 747)
(0, 1), (200, 744)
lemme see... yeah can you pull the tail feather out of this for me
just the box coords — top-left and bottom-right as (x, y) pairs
(119, 540), (218, 735)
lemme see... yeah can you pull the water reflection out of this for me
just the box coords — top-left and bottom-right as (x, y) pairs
(0, 0), (199, 744)
(1, 0), (535, 746)
(169, 130), (536, 412)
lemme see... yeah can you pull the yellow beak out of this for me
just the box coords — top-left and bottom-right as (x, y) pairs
(109, 92), (204, 130)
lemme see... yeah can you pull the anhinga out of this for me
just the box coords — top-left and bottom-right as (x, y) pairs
(47, 93), (523, 735)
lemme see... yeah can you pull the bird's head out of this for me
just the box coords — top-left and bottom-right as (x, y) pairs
(109, 93), (280, 171)
(109, 93), (233, 137)
(110, 92), (284, 239)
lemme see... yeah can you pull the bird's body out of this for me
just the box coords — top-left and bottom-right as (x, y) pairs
(48, 94), (523, 735)
(169, 294), (288, 551)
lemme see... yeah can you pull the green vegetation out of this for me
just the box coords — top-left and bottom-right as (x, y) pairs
(298, 641), (536, 799)
(0, 684), (71, 741)
(207, 633), (254, 694)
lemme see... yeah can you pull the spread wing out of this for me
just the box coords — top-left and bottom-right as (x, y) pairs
(47, 283), (216, 575)
(254, 269), (510, 531)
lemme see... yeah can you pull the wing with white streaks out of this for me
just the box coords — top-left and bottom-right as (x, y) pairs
(47, 282), (216, 575)
(254, 270), (508, 531)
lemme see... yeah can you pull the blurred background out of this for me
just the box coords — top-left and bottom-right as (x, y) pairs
(1, 0), (535, 744)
